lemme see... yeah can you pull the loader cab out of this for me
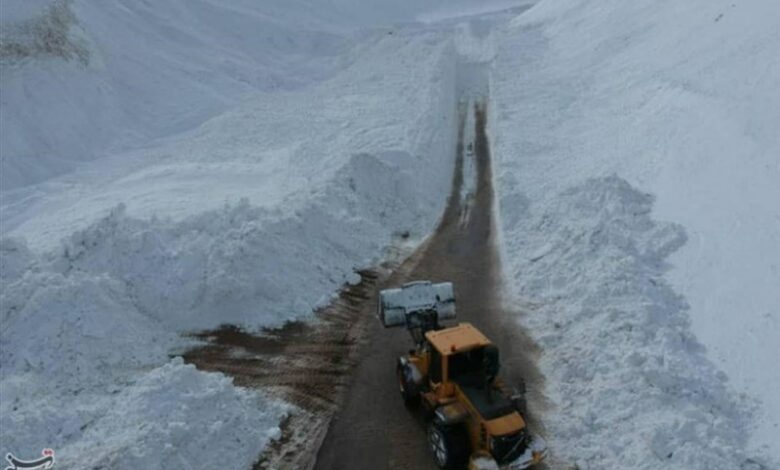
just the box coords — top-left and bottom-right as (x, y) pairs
(425, 323), (519, 420)
(382, 281), (548, 469)
(423, 324), (537, 467)
(424, 323), (498, 390)
(451, 344), (499, 380)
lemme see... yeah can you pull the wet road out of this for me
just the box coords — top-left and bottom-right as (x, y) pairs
(314, 101), (546, 470)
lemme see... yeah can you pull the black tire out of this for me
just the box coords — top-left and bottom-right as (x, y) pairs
(396, 362), (420, 406)
(427, 422), (469, 469)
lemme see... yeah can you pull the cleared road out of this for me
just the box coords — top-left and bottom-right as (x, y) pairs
(314, 101), (546, 470)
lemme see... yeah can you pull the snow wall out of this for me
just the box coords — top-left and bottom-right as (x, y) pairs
(490, 0), (779, 468)
(0, 1), (470, 467)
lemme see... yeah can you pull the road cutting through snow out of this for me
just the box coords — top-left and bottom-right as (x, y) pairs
(183, 95), (549, 469)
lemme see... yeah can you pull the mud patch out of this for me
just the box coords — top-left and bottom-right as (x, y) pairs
(181, 241), (421, 470)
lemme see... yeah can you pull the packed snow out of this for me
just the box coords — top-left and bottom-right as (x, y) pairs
(2, 0), (778, 468)
(492, 0), (780, 467)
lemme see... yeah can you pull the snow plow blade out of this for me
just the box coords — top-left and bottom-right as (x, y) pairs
(377, 280), (455, 328)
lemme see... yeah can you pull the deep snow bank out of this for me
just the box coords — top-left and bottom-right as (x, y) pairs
(1, 235), (289, 468)
(498, 176), (758, 468)
(2, 28), (458, 250)
(491, 0), (779, 466)
(2, 10), (463, 465)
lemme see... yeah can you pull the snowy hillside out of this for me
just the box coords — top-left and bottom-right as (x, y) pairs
(0, 0), (469, 190)
(492, 0), (780, 467)
(0, 0), (350, 189)
(0, 0), (467, 467)
(2, 0), (778, 468)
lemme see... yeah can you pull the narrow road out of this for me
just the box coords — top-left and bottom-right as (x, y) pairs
(314, 100), (546, 469)
(184, 99), (546, 469)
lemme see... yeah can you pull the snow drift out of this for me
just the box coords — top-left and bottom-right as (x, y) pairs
(492, 0), (779, 466)
(1, 0), (470, 466)
(498, 176), (761, 468)
(3, 0), (777, 467)
(1, 231), (290, 469)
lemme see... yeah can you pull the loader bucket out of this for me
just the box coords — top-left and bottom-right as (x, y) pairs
(378, 280), (455, 327)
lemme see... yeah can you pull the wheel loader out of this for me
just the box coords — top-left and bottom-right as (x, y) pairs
(379, 281), (547, 470)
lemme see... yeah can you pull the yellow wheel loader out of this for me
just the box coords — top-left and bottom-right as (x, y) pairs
(379, 281), (547, 470)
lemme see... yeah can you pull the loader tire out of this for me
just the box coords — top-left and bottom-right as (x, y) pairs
(397, 362), (420, 406)
(427, 422), (469, 469)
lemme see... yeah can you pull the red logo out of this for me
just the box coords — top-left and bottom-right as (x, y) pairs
(4, 449), (55, 470)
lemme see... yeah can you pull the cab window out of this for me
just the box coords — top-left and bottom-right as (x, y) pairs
(429, 348), (442, 383)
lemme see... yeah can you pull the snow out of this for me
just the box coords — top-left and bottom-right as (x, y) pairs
(2, 357), (288, 470)
(2, 0), (778, 467)
(0, 0), (470, 466)
(495, 176), (758, 468)
(2, 24), (460, 250)
(491, 0), (780, 467)
(0, 0), (357, 190)
(2, 0), (480, 190)
(1, 230), (290, 467)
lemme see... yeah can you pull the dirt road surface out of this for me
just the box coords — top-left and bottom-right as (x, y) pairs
(313, 101), (546, 470)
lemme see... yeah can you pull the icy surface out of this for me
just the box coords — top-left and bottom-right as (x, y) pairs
(492, 0), (780, 466)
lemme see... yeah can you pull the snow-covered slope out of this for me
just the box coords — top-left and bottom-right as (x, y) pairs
(3, 0), (777, 467)
(0, 0), (476, 190)
(0, 0), (475, 466)
(492, 0), (779, 467)
(0, 0), (355, 189)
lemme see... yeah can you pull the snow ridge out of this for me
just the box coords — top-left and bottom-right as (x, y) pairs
(2, 214), (290, 469)
(492, 0), (780, 462)
(0, 146), (449, 465)
(2, 11), (463, 464)
(499, 175), (768, 469)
